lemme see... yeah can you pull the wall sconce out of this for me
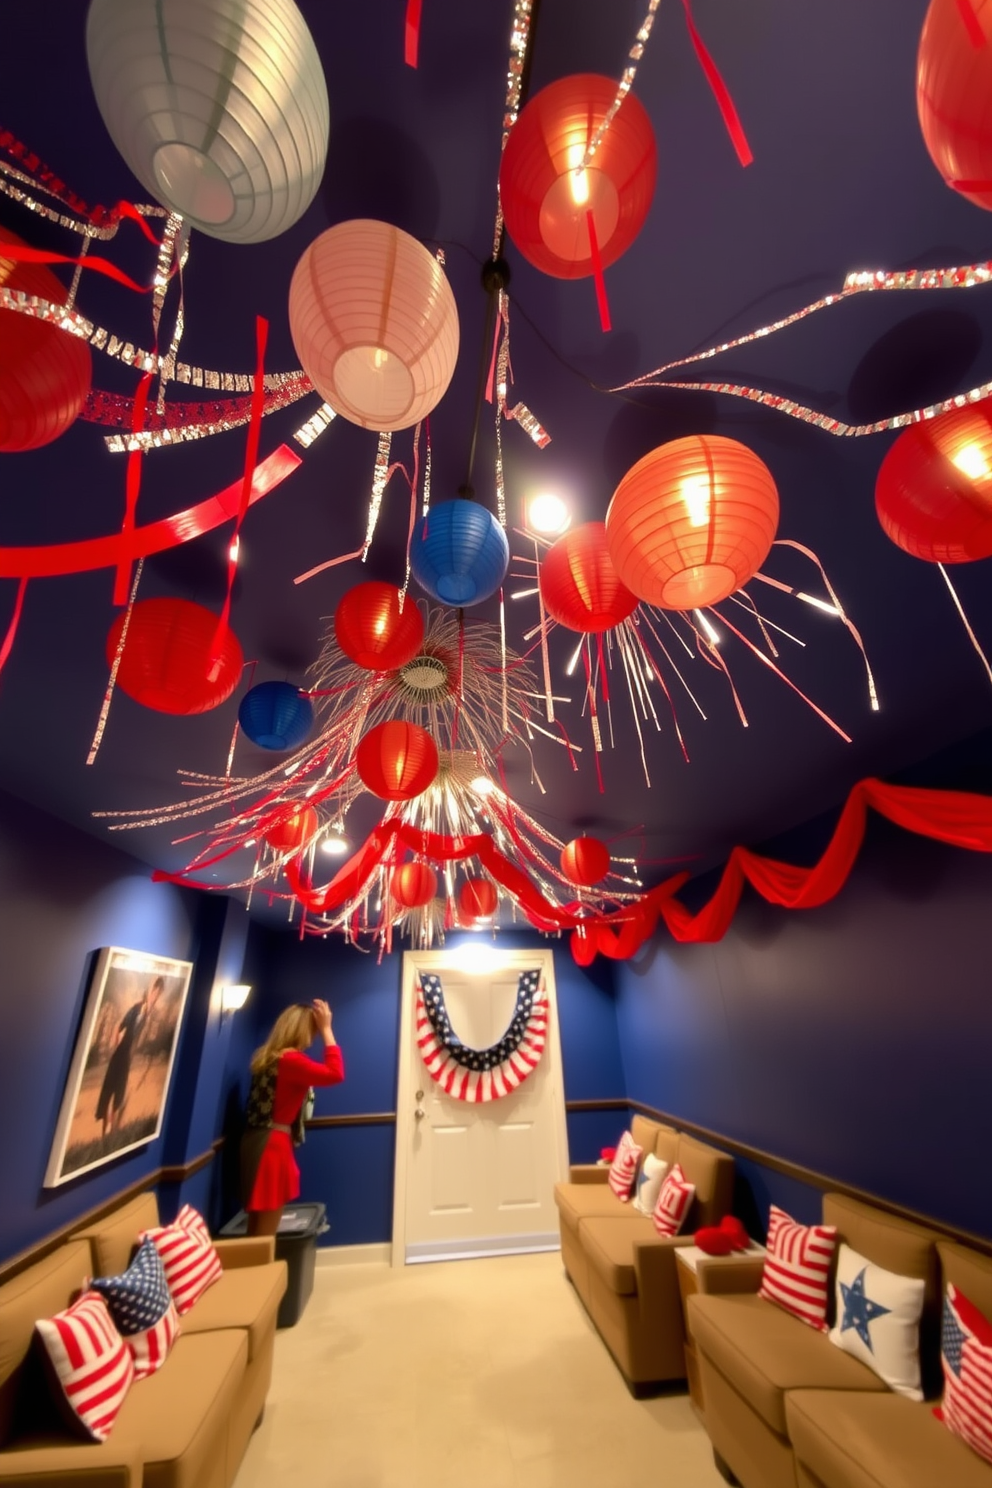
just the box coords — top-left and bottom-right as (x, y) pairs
(220, 984), (251, 1017)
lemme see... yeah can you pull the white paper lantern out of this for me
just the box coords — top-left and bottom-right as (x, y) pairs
(86, 0), (329, 244)
(288, 219), (460, 431)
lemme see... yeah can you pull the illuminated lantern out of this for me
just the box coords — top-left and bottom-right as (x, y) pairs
(540, 522), (638, 632)
(409, 500), (509, 606)
(334, 582), (424, 670)
(0, 226), (92, 451)
(459, 877), (498, 921)
(86, 0), (328, 243)
(288, 220), (459, 430)
(106, 598), (243, 714)
(561, 836), (611, 887)
(875, 403), (992, 562)
(356, 719), (439, 800)
(917, 0), (992, 211)
(499, 74), (656, 279)
(606, 436), (780, 610)
(265, 805), (318, 853)
(391, 862), (438, 909)
(238, 680), (314, 750)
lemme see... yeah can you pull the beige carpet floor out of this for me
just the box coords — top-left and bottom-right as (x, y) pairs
(234, 1250), (726, 1488)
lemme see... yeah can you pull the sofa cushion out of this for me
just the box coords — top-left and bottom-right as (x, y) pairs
(688, 1292), (885, 1436)
(89, 1237), (180, 1381)
(607, 1131), (641, 1201)
(140, 1216), (223, 1317)
(176, 1261), (286, 1362)
(675, 1133), (734, 1229)
(74, 1193), (161, 1279)
(580, 1213), (660, 1296)
(786, 1388), (992, 1488)
(630, 1115), (677, 1160)
(939, 1283), (992, 1468)
(939, 1243), (992, 1325)
(0, 1239), (93, 1448)
(759, 1205), (837, 1332)
(554, 1180), (632, 1232)
(828, 1242), (925, 1400)
(652, 1162), (695, 1237)
(34, 1291), (135, 1442)
(823, 1194), (940, 1313)
(632, 1153), (670, 1217)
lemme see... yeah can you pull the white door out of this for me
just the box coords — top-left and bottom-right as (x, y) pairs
(393, 947), (569, 1265)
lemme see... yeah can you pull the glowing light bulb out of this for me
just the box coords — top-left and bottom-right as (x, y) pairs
(952, 443), (991, 481)
(569, 168), (590, 206)
(373, 346), (388, 370)
(471, 775), (496, 797)
(681, 474), (712, 528)
(321, 833), (349, 856)
(528, 492), (571, 534)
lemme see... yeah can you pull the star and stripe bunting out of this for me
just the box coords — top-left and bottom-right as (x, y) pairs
(758, 1205), (837, 1332)
(34, 1291), (135, 1441)
(415, 969), (548, 1102)
(90, 1237), (180, 1379)
(937, 1284), (992, 1466)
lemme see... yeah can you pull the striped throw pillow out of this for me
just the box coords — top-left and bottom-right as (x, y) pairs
(759, 1205), (837, 1331)
(651, 1162), (695, 1237)
(935, 1284), (992, 1466)
(140, 1206), (223, 1316)
(90, 1237), (180, 1380)
(35, 1291), (134, 1442)
(607, 1131), (642, 1201)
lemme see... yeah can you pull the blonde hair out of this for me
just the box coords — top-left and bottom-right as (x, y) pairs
(250, 1004), (315, 1075)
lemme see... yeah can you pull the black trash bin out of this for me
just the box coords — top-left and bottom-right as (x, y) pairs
(219, 1202), (328, 1328)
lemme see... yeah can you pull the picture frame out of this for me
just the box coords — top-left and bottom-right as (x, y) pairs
(44, 946), (194, 1188)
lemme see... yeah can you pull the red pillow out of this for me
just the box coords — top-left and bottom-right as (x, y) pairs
(34, 1291), (134, 1442)
(758, 1205), (837, 1331)
(140, 1204), (222, 1316)
(936, 1284), (992, 1465)
(607, 1131), (642, 1202)
(652, 1162), (695, 1237)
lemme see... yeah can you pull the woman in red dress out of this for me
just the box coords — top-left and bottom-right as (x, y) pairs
(242, 998), (344, 1236)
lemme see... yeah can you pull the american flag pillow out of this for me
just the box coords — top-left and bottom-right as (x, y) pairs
(35, 1291), (134, 1442)
(140, 1205), (222, 1316)
(651, 1162), (695, 1237)
(607, 1131), (642, 1201)
(758, 1205), (837, 1331)
(936, 1284), (992, 1466)
(90, 1237), (180, 1379)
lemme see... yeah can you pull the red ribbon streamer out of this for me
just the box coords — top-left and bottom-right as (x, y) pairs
(0, 239), (164, 294)
(682, 0), (753, 167)
(0, 578), (27, 678)
(405, 0), (423, 67)
(586, 211), (612, 333)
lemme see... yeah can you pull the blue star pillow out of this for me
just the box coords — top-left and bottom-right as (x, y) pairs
(827, 1242), (926, 1399)
(90, 1237), (180, 1380)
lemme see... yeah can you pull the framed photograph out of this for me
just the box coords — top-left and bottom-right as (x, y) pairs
(44, 947), (194, 1188)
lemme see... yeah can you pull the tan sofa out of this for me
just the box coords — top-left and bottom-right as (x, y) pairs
(554, 1114), (735, 1392)
(0, 1193), (287, 1488)
(688, 1192), (992, 1488)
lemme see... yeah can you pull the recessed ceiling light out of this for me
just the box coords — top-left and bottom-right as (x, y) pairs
(527, 492), (571, 535)
(321, 834), (350, 856)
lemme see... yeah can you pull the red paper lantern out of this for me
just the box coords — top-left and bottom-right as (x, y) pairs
(606, 436), (780, 610)
(265, 805), (319, 854)
(356, 719), (439, 800)
(334, 582), (425, 670)
(540, 522), (639, 633)
(459, 877), (498, 921)
(875, 403), (992, 562)
(106, 598), (243, 714)
(0, 225), (92, 451)
(391, 861), (438, 909)
(499, 74), (656, 280)
(917, 0), (992, 211)
(561, 836), (611, 887)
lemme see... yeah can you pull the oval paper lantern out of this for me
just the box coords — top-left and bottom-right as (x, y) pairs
(106, 598), (243, 714)
(606, 436), (780, 610)
(356, 719), (439, 801)
(541, 522), (638, 633)
(391, 862), (438, 909)
(561, 836), (611, 887)
(409, 500), (509, 606)
(86, 0), (328, 243)
(289, 220), (459, 430)
(459, 877), (498, 921)
(238, 680), (314, 750)
(917, 0), (992, 211)
(334, 582), (425, 670)
(499, 73), (656, 279)
(265, 805), (318, 853)
(0, 226), (92, 451)
(875, 403), (992, 562)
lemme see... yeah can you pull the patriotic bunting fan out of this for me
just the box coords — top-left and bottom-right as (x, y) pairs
(415, 969), (547, 1101)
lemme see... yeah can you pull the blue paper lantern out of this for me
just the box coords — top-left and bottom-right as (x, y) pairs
(238, 681), (314, 751)
(409, 500), (510, 606)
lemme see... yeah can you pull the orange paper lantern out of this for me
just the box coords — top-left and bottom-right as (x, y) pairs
(606, 436), (780, 610)
(540, 522), (638, 633)
(288, 219), (460, 431)
(334, 582), (425, 670)
(459, 877), (498, 921)
(875, 403), (992, 562)
(106, 598), (243, 714)
(499, 74), (656, 280)
(356, 719), (439, 801)
(561, 836), (611, 887)
(917, 0), (992, 211)
(391, 862), (438, 909)
(0, 225), (92, 451)
(265, 805), (319, 854)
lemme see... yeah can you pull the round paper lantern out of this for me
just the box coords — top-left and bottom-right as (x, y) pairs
(459, 877), (498, 921)
(356, 719), (439, 801)
(265, 805), (318, 853)
(875, 403), (992, 562)
(561, 836), (611, 887)
(106, 598), (243, 714)
(499, 73), (656, 279)
(288, 220), (459, 430)
(238, 680), (314, 750)
(540, 522), (639, 633)
(917, 0), (992, 211)
(334, 582), (425, 670)
(86, 0), (328, 243)
(409, 500), (509, 606)
(391, 862), (438, 909)
(0, 226), (92, 451)
(606, 436), (780, 610)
